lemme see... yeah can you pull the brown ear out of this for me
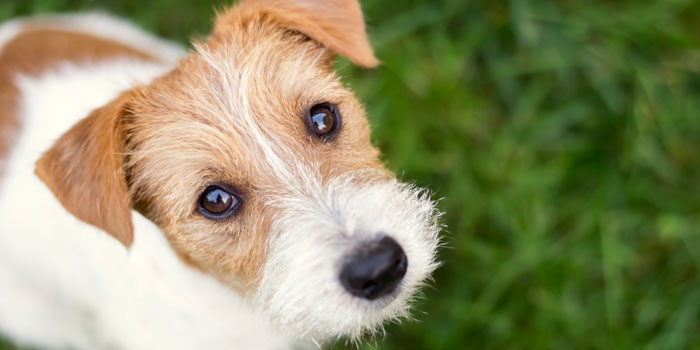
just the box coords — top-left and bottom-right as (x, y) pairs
(35, 91), (136, 247)
(219, 0), (378, 67)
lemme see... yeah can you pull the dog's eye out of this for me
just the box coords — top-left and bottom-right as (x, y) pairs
(198, 185), (239, 219)
(308, 103), (339, 138)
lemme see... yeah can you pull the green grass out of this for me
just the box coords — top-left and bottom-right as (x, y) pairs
(3, 0), (700, 349)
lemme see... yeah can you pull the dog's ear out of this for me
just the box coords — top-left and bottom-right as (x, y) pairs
(218, 0), (378, 67)
(35, 90), (137, 247)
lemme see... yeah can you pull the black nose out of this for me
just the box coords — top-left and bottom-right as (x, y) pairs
(340, 236), (408, 300)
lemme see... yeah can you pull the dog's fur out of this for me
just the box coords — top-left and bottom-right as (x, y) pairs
(0, 1), (441, 348)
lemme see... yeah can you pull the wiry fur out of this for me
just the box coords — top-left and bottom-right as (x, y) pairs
(0, 0), (441, 348)
(256, 174), (441, 341)
(123, 18), (387, 288)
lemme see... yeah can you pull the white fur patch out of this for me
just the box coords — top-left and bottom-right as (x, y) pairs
(255, 173), (441, 342)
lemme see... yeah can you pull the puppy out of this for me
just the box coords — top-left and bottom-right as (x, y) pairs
(0, 0), (441, 348)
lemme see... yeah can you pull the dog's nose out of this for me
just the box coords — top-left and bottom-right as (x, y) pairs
(340, 236), (408, 300)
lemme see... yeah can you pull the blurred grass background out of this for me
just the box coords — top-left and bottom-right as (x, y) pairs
(2, 0), (700, 349)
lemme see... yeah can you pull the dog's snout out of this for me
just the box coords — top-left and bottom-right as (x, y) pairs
(340, 236), (408, 300)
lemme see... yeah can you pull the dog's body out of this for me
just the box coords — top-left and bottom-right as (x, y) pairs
(0, 1), (440, 349)
(0, 14), (286, 349)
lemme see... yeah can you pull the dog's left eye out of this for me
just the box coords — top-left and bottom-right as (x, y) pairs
(198, 185), (239, 219)
(307, 103), (339, 138)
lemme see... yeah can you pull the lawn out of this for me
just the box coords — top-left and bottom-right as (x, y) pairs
(2, 0), (700, 349)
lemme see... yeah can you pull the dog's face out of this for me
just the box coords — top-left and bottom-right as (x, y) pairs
(35, 0), (440, 342)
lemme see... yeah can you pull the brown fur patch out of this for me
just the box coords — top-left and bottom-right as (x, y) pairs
(0, 27), (156, 182)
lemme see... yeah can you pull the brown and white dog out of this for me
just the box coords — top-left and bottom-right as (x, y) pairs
(0, 0), (441, 348)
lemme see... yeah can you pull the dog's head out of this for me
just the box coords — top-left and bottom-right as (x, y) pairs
(35, 0), (441, 342)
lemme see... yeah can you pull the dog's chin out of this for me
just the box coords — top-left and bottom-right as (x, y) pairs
(365, 286), (403, 310)
(331, 285), (413, 340)
(255, 277), (420, 343)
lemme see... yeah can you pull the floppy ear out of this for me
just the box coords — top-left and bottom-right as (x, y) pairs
(35, 91), (136, 247)
(219, 0), (378, 67)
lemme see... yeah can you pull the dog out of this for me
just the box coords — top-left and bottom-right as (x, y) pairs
(0, 0), (441, 348)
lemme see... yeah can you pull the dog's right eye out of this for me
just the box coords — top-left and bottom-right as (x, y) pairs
(198, 185), (239, 219)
